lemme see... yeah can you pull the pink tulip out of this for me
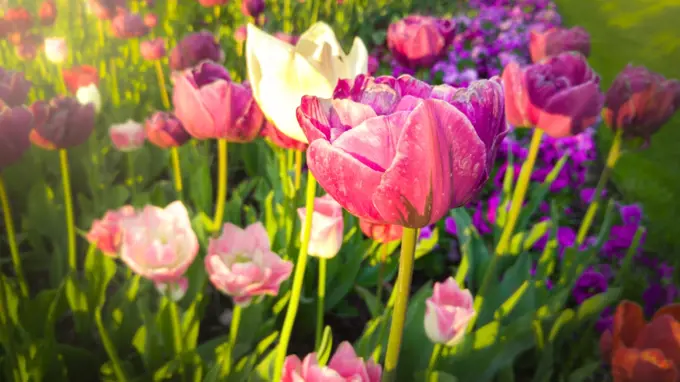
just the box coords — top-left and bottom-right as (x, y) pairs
(296, 74), (507, 228)
(282, 341), (381, 382)
(359, 219), (402, 244)
(297, 194), (344, 259)
(205, 222), (293, 306)
(502, 52), (603, 137)
(44, 37), (67, 63)
(143, 13), (157, 28)
(86, 205), (136, 256)
(529, 26), (590, 63)
(119, 201), (199, 283)
(109, 119), (146, 151)
(140, 37), (166, 60)
(198, 0), (229, 6)
(172, 61), (264, 141)
(110, 11), (149, 39)
(145, 111), (191, 148)
(424, 277), (475, 346)
(387, 15), (454, 68)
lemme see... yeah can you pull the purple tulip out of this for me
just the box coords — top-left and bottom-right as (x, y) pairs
(529, 26), (590, 63)
(29, 97), (95, 150)
(169, 31), (224, 71)
(0, 106), (32, 170)
(111, 11), (149, 39)
(0, 68), (32, 108)
(145, 111), (191, 148)
(241, 0), (265, 18)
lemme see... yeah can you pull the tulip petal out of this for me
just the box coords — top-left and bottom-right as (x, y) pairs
(245, 23), (295, 102)
(612, 347), (678, 382)
(373, 99), (486, 227)
(306, 139), (384, 223)
(538, 81), (603, 136)
(501, 62), (530, 127)
(173, 76), (214, 140)
(346, 37), (369, 78)
(612, 301), (647, 357)
(633, 315), (680, 366)
(653, 304), (680, 322)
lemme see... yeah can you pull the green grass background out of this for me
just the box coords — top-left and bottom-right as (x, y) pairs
(556, 0), (680, 256)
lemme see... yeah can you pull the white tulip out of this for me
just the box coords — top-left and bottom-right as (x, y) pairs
(246, 22), (368, 143)
(76, 83), (102, 113)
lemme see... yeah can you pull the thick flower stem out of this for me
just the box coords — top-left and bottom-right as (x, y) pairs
(0, 174), (28, 297)
(495, 129), (544, 255)
(220, 305), (242, 377)
(576, 129), (623, 245)
(315, 258), (327, 350)
(170, 147), (183, 198)
(273, 174), (317, 381)
(294, 150), (303, 191)
(95, 309), (128, 382)
(168, 299), (186, 380)
(376, 243), (388, 305)
(383, 227), (418, 382)
(213, 139), (228, 232)
(154, 60), (172, 111)
(59, 149), (77, 274)
(426, 343), (443, 381)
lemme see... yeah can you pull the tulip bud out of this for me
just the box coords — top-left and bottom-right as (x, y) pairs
(111, 11), (149, 39)
(44, 37), (68, 64)
(0, 106), (32, 171)
(205, 222), (293, 306)
(603, 65), (680, 144)
(140, 37), (166, 60)
(387, 15), (451, 68)
(39, 0), (57, 26)
(529, 26), (591, 63)
(109, 119), (146, 151)
(76, 83), (102, 113)
(155, 277), (188, 302)
(169, 31), (224, 71)
(145, 111), (191, 148)
(424, 277), (475, 346)
(62, 65), (99, 94)
(29, 96), (95, 150)
(241, 0), (265, 19)
(282, 342), (382, 382)
(297, 194), (344, 259)
(86, 205), (136, 256)
(0, 68), (32, 108)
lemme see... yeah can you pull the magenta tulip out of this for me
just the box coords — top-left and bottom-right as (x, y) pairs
(169, 31), (224, 71)
(387, 15), (453, 68)
(140, 37), (166, 60)
(110, 11), (149, 39)
(529, 26), (591, 63)
(502, 52), (603, 137)
(0, 106), (32, 170)
(296, 74), (507, 228)
(172, 61), (264, 141)
(145, 111), (191, 148)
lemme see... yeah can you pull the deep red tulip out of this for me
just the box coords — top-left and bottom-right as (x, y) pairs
(5, 7), (33, 34)
(529, 26), (590, 63)
(0, 68), (32, 108)
(111, 11), (149, 39)
(39, 0), (58, 26)
(169, 31), (224, 71)
(61, 65), (99, 94)
(29, 97), (95, 150)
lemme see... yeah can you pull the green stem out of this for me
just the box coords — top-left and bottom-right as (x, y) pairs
(220, 305), (242, 376)
(495, 129), (544, 255)
(170, 147), (183, 198)
(376, 242), (388, 305)
(168, 299), (186, 380)
(154, 59), (171, 110)
(273, 174), (317, 381)
(0, 174), (28, 297)
(110, 58), (121, 107)
(0, 275), (21, 382)
(383, 227), (418, 382)
(283, 0), (292, 33)
(426, 344), (443, 381)
(315, 258), (327, 350)
(311, 0), (322, 24)
(95, 309), (128, 382)
(576, 129), (623, 244)
(59, 149), (77, 274)
(294, 150), (303, 191)
(213, 139), (228, 232)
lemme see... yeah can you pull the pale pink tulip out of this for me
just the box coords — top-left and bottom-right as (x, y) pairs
(119, 201), (199, 283)
(86, 205), (135, 256)
(424, 277), (475, 346)
(281, 341), (382, 382)
(44, 37), (67, 63)
(205, 222), (293, 306)
(297, 194), (344, 259)
(109, 119), (146, 151)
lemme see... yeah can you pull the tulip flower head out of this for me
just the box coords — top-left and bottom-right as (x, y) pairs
(246, 22), (369, 143)
(297, 194), (344, 259)
(109, 119), (146, 152)
(62, 65), (99, 94)
(76, 83), (102, 113)
(5, 7), (33, 34)
(359, 219), (403, 244)
(143, 13), (157, 28)
(296, 74), (507, 228)
(0, 106), (32, 170)
(29, 96), (96, 150)
(39, 0), (57, 26)
(424, 277), (475, 346)
(86, 205), (136, 256)
(119, 201), (199, 283)
(0, 68), (32, 108)
(172, 61), (264, 141)
(241, 0), (265, 19)
(205, 222), (293, 306)
(502, 52), (604, 137)
(111, 11), (149, 39)
(529, 26), (591, 63)
(44, 37), (67, 64)
(282, 341), (382, 382)
(140, 37), (166, 60)
(387, 15), (454, 68)
(87, 0), (126, 20)
(604, 65), (680, 145)
(169, 31), (224, 71)
(15, 34), (43, 61)
(145, 111), (191, 148)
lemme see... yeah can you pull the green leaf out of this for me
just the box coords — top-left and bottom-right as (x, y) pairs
(508, 220), (552, 255)
(515, 154), (568, 233)
(493, 281), (530, 320)
(576, 288), (621, 323)
(478, 253), (532, 326)
(415, 227), (439, 259)
(354, 285), (384, 318)
(567, 360), (601, 382)
(316, 326), (333, 365)
(84, 244), (117, 310)
(450, 208), (490, 290)
(548, 309), (575, 342)
(325, 240), (373, 311)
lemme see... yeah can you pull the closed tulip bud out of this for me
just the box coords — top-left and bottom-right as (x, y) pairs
(109, 119), (146, 151)
(297, 74), (507, 228)
(44, 37), (68, 64)
(62, 65), (99, 94)
(76, 83), (102, 113)
(119, 201), (199, 283)
(247, 22), (368, 143)
(424, 277), (475, 346)
(86, 205), (135, 256)
(29, 96), (95, 150)
(282, 342), (382, 382)
(0, 106), (32, 170)
(39, 0), (57, 26)
(359, 219), (402, 244)
(529, 26), (591, 63)
(111, 11), (149, 39)
(140, 37), (166, 60)
(198, 0), (229, 6)
(387, 15), (451, 68)
(604, 65), (680, 144)
(297, 194), (344, 259)
(260, 120), (307, 151)
(0, 68), (32, 108)
(173, 62), (264, 141)
(205, 222), (293, 306)
(169, 31), (224, 71)
(5, 7), (33, 34)
(241, 0), (265, 19)
(502, 52), (604, 137)
(143, 13), (157, 28)
(145, 111), (190, 148)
